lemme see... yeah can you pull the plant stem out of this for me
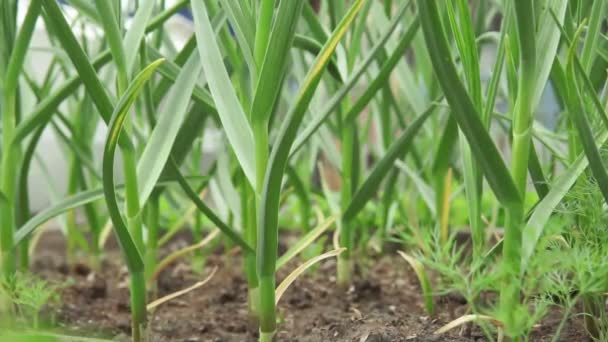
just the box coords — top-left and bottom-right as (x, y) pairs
(67, 153), (86, 264)
(337, 0), (366, 284)
(130, 270), (147, 342)
(0, 94), (17, 280)
(80, 170), (102, 269)
(338, 122), (355, 287)
(253, 2), (364, 340)
(1, 0), (41, 280)
(582, 294), (602, 340)
(249, 89), (271, 320)
(15, 127), (36, 271)
(145, 192), (160, 282)
(440, 168), (453, 243)
(243, 184), (259, 318)
(192, 212), (205, 273)
(117, 30), (146, 342)
(123, 144), (145, 249)
(120, 83), (146, 342)
(254, 122), (270, 195)
(258, 275), (276, 339)
(501, 0), (536, 336)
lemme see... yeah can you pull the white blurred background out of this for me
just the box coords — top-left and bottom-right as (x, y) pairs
(16, 0), (226, 212)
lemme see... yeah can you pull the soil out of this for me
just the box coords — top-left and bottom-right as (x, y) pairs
(29, 231), (588, 342)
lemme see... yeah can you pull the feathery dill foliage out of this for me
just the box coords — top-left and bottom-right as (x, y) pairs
(0, 0), (607, 341)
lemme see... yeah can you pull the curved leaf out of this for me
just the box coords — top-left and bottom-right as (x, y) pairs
(275, 248), (345, 305)
(398, 251), (434, 315)
(102, 59), (165, 273)
(147, 267), (217, 311)
(276, 214), (337, 270)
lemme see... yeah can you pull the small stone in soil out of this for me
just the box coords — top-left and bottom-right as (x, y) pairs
(227, 321), (247, 333)
(116, 301), (130, 312)
(352, 280), (382, 302)
(85, 278), (107, 299)
(73, 262), (92, 276)
(218, 291), (236, 304)
(365, 332), (387, 342)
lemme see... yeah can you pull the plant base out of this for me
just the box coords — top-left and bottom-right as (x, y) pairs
(336, 254), (352, 288)
(132, 321), (148, 342)
(259, 330), (275, 342)
(247, 286), (260, 327)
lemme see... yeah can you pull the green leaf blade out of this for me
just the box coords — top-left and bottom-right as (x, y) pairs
(192, 0), (256, 186)
(137, 53), (203, 206)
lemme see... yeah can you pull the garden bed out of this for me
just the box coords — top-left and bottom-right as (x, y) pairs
(32, 231), (586, 341)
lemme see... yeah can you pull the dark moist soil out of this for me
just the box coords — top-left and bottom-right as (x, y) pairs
(31, 231), (587, 342)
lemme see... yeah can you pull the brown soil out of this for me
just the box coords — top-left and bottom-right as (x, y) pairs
(30, 231), (587, 342)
